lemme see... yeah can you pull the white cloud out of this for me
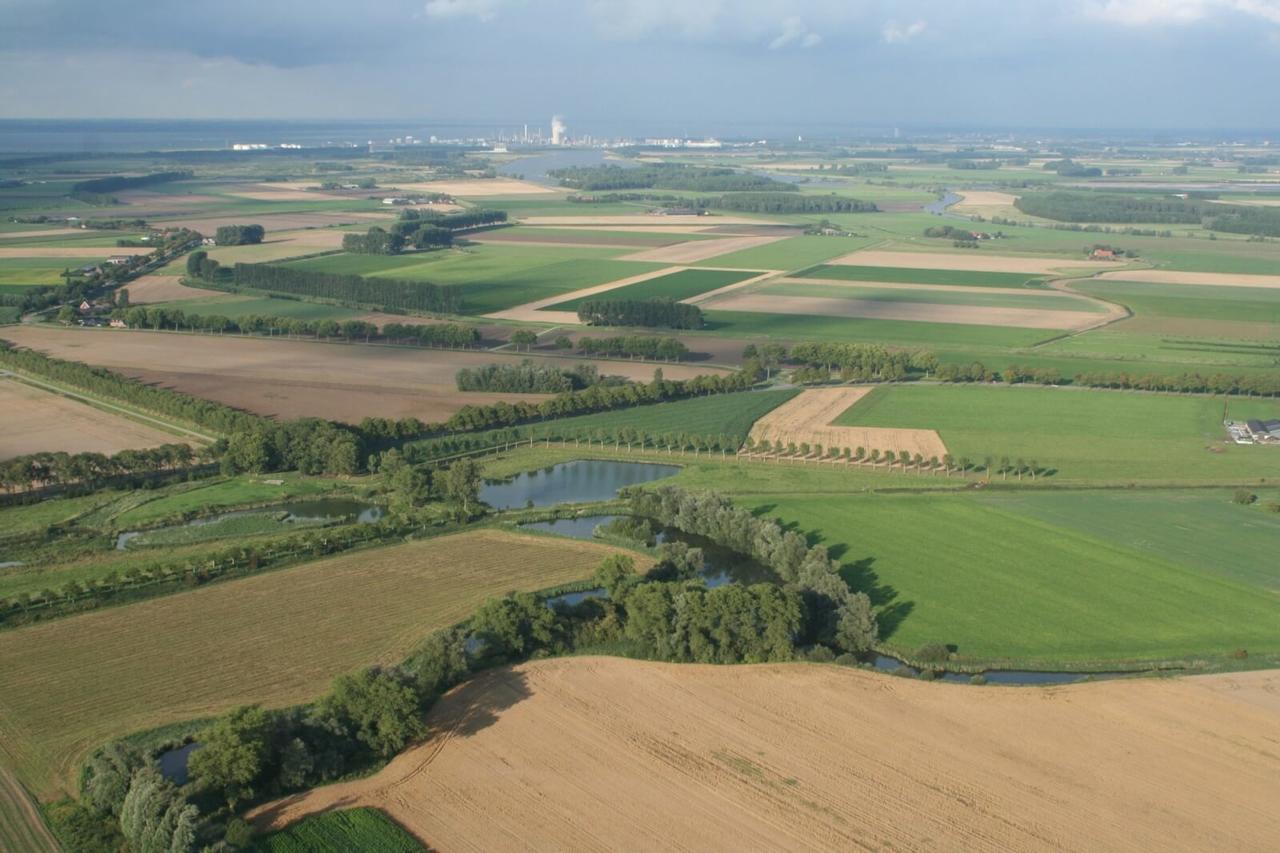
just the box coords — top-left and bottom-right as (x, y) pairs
(882, 19), (927, 43)
(424, 0), (506, 21)
(769, 16), (822, 49)
(1087, 0), (1280, 25)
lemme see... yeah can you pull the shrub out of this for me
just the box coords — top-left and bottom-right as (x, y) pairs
(914, 642), (951, 663)
(1233, 489), (1258, 505)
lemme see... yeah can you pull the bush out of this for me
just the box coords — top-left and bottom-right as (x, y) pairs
(806, 645), (836, 663)
(1233, 489), (1258, 505)
(969, 673), (988, 686)
(833, 653), (861, 667)
(914, 643), (951, 663)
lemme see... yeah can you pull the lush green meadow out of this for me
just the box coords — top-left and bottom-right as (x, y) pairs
(255, 808), (424, 852)
(0, 258), (98, 289)
(152, 293), (358, 321)
(1074, 280), (1280, 324)
(978, 489), (1280, 592)
(546, 268), (758, 310)
(834, 384), (1279, 483)
(798, 264), (1049, 288)
(689, 235), (874, 271)
(744, 493), (1280, 665)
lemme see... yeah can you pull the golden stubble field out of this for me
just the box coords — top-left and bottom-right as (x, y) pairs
(0, 327), (728, 423)
(748, 387), (947, 459)
(0, 377), (179, 460)
(0, 530), (642, 799)
(252, 656), (1280, 853)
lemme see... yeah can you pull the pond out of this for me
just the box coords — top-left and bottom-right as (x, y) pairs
(481, 460), (679, 511)
(522, 513), (776, 594)
(116, 498), (383, 549)
(871, 654), (1134, 685)
(157, 742), (201, 785)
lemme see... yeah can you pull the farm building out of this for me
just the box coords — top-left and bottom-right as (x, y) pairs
(1246, 419), (1280, 442)
(105, 255), (131, 265)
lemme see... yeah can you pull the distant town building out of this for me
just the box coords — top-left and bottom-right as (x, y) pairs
(105, 255), (131, 265)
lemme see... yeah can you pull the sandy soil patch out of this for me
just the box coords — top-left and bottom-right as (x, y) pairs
(830, 249), (1124, 275)
(251, 657), (1280, 853)
(0, 247), (150, 260)
(1096, 269), (1280, 289)
(120, 275), (224, 304)
(0, 327), (724, 424)
(619, 234), (785, 264)
(0, 377), (178, 460)
(0, 228), (85, 241)
(749, 387), (947, 458)
(486, 265), (686, 324)
(703, 292), (1099, 330)
(520, 215), (779, 228)
(390, 179), (559, 197)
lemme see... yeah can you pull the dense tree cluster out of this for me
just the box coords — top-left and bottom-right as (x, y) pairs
(1041, 159), (1102, 178)
(1015, 191), (1280, 236)
(233, 263), (461, 313)
(550, 164), (794, 193)
(628, 486), (879, 653)
(1, 445), (198, 493)
(575, 335), (690, 361)
(114, 306), (376, 341)
(214, 224), (265, 246)
(456, 360), (601, 393)
(706, 192), (877, 213)
(789, 342), (934, 380)
(70, 171), (191, 204)
(222, 418), (363, 476)
(379, 322), (480, 347)
(341, 226), (403, 255)
(577, 298), (704, 329)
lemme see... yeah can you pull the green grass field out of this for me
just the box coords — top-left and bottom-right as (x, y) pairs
(833, 384), (1280, 483)
(287, 246), (661, 314)
(702, 310), (1051, 347)
(757, 281), (1106, 313)
(1074, 280), (1280, 324)
(797, 264), (1049, 288)
(744, 493), (1280, 665)
(153, 294), (358, 321)
(689, 235), (874, 271)
(0, 258), (102, 289)
(255, 808), (424, 852)
(978, 489), (1280, 592)
(545, 268), (758, 311)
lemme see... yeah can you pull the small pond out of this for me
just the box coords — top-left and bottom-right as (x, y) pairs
(158, 742), (201, 785)
(116, 499), (383, 549)
(481, 460), (679, 511)
(871, 654), (1133, 686)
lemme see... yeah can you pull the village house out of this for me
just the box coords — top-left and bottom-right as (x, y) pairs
(1091, 248), (1116, 260)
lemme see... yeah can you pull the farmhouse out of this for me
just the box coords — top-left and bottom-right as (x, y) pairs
(1246, 419), (1280, 442)
(1091, 248), (1116, 260)
(105, 255), (131, 265)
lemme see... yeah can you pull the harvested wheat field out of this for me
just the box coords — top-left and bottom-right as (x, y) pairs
(0, 228), (84, 241)
(150, 212), (392, 232)
(519, 215), (777, 228)
(0, 327), (725, 423)
(619, 235), (784, 264)
(952, 190), (1021, 216)
(123, 274), (223, 303)
(250, 657), (1280, 853)
(0, 377), (179, 460)
(0, 531), (645, 798)
(1096, 269), (1280, 288)
(702, 292), (1101, 330)
(0, 247), (150, 259)
(830, 250), (1123, 275)
(749, 387), (946, 458)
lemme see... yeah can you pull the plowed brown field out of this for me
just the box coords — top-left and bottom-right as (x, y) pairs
(0, 377), (179, 460)
(250, 657), (1280, 853)
(748, 387), (947, 458)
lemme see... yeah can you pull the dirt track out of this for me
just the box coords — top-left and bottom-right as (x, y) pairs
(250, 657), (1280, 853)
(0, 377), (178, 460)
(830, 250), (1123, 274)
(749, 387), (947, 458)
(0, 327), (724, 423)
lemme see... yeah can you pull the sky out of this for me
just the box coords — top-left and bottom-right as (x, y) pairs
(2, 0), (1280, 132)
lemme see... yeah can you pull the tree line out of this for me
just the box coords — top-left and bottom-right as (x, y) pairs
(578, 298), (704, 329)
(70, 171), (191, 204)
(787, 342), (936, 380)
(232, 263), (461, 314)
(456, 360), (602, 393)
(214, 225), (264, 246)
(550, 163), (794, 193)
(1, 445), (200, 494)
(706, 192), (877, 213)
(574, 335), (689, 361)
(939, 359), (1280, 397)
(1015, 190), (1280, 236)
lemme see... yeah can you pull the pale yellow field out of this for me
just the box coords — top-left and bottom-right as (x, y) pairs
(952, 190), (1021, 217)
(519, 215), (777, 228)
(1097, 269), (1280, 288)
(123, 274), (223, 304)
(618, 234), (784, 263)
(747, 387), (947, 459)
(830, 249), (1124, 274)
(0, 377), (179, 460)
(0, 247), (150, 259)
(0, 530), (645, 798)
(252, 657), (1280, 853)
